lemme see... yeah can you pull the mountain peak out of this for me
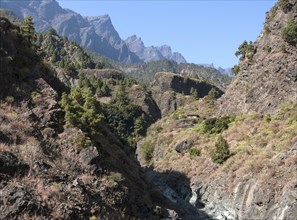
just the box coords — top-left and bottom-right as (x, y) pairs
(125, 37), (186, 63)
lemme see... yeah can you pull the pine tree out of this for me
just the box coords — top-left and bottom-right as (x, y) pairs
(210, 136), (230, 164)
(21, 16), (37, 45)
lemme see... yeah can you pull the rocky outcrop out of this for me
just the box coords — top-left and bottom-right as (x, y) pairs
(125, 35), (187, 64)
(152, 72), (222, 96)
(219, 0), (297, 115)
(128, 84), (161, 122)
(151, 72), (223, 116)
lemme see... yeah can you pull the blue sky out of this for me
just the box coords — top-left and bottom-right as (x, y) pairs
(57, 0), (277, 68)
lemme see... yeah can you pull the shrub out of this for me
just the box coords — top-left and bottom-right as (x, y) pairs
(264, 45), (272, 53)
(281, 18), (297, 46)
(264, 26), (271, 35)
(31, 91), (42, 102)
(190, 87), (199, 99)
(235, 40), (256, 61)
(210, 136), (230, 164)
(232, 65), (240, 75)
(270, 4), (278, 19)
(280, 44), (287, 53)
(264, 114), (272, 122)
(206, 88), (220, 104)
(5, 96), (14, 105)
(71, 132), (92, 151)
(189, 147), (201, 159)
(108, 171), (123, 184)
(203, 116), (234, 134)
(141, 140), (155, 163)
(278, 0), (293, 13)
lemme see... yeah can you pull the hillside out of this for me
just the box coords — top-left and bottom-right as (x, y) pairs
(0, 16), (201, 219)
(218, 0), (297, 114)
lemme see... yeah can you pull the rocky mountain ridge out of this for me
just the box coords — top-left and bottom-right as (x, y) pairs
(125, 35), (186, 64)
(1, 0), (186, 64)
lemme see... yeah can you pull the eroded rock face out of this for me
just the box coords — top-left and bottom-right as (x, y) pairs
(219, 1), (297, 115)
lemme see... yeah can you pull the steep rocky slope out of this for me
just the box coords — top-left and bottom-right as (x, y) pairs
(219, 0), (297, 115)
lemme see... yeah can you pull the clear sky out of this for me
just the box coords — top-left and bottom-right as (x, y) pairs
(57, 0), (277, 68)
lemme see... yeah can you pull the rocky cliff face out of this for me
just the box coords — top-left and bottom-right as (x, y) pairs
(125, 35), (187, 64)
(219, 0), (297, 115)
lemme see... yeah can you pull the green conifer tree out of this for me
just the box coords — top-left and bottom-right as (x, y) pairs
(21, 16), (37, 45)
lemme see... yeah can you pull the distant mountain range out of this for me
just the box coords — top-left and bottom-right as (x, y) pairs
(125, 35), (186, 63)
(1, 0), (186, 64)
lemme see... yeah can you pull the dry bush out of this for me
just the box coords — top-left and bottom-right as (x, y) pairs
(16, 138), (41, 167)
